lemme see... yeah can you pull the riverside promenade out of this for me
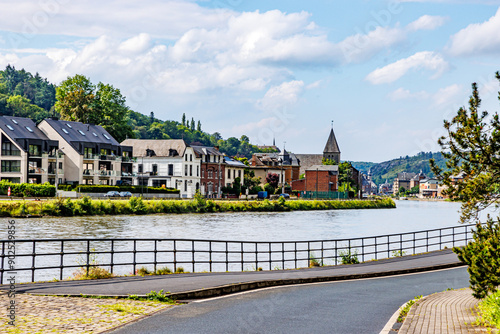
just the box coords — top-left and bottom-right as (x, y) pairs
(2, 249), (483, 333)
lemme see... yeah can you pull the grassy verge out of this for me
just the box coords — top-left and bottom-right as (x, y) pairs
(0, 196), (395, 217)
(474, 289), (500, 331)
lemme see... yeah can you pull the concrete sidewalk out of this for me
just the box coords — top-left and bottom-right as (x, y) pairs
(397, 288), (483, 334)
(2, 249), (463, 300)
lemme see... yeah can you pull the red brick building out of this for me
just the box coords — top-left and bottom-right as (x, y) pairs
(292, 165), (338, 192)
(191, 145), (225, 198)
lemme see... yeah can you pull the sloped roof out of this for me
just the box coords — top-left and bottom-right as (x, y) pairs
(224, 156), (247, 167)
(121, 139), (188, 157)
(44, 119), (120, 147)
(191, 145), (224, 157)
(306, 165), (338, 172)
(323, 128), (341, 154)
(0, 116), (57, 151)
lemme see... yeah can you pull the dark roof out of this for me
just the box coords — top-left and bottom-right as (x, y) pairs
(191, 145), (224, 157)
(396, 172), (417, 181)
(121, 139), (188, 157)
(224, 156), (247, 167)
(323, 128), (341, 154)
(306, 165), (338, 172)
(253, 151), (300, 166)
(0, 116), (56, 151)
(43, 119), (120, 149)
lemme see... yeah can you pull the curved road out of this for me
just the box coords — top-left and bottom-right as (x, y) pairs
(111, 267), (470, 334)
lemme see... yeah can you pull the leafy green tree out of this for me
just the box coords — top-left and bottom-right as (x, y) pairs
(266, 173), (280, 188)
(197, 120), (201, 131)
(190, 117), (195, 131)
(431, 72), (500, 299)
(182, 113), (186, 127)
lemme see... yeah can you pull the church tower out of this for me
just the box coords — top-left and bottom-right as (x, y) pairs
(323, 124), (341, 164)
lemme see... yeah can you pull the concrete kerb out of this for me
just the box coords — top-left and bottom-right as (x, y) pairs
(24, 262), (465, 301)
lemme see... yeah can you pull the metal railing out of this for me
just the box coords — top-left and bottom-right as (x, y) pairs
(0, 224), (475, 284)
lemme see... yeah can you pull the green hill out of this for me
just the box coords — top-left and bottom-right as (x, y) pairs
(350, 152), (447, 185)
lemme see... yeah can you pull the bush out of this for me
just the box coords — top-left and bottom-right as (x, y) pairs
(128, 196), (147, 214)
(0, 180), (55, 197)
(454, 219), (500, 299)
(339, 249), (359, 264)
(57, 184), (73, 191)
(75, 184), (179, 194)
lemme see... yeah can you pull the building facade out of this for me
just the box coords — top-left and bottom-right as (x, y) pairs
(191, 146), (225, 197)
(291, 165), (338, 192)
(0, 116), (63, 184)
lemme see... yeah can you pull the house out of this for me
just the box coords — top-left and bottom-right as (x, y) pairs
(191, 145), (225, 198)
(291, 165), (338, 193)
(121, 139), (200, 198)
(0, 116), (63, 184)
(361, 170), (377, 195)
(392, 172), (417, 194)
(419, 178), (440, 198)
(250, 150), (300, 188)
(38, 118), (133, 186)
(224, 156), (246, 188)
(378, 179), (393, 195)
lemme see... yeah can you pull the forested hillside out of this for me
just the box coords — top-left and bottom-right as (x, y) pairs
(350, 152), (448, 185)
(0, 66), (274, 157)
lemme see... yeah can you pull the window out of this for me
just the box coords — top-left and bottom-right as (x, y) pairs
(184, 165), (188, 176)
(197, 165), (199, 177)
(92, 132), (98, 137)
(62, 128), (69, 134)
(1, 160), (21, 173)
(238, 170), (241, 178)
(190, 154), (192, 161)
(25, 126), (33, 132)
(202, 169), (205, 178)
(228, 169), (231, 179)
(152, 164), (158, 175)
(11, 119), (18, 124)
(168, 164), (174, 176)
(185, 155), (188, 161)
(29, 145), (41, 157)
(78, 130), (86, 136)
(152, 179), (167, 187)
(184, 180), (188, 192)
(205, 155), (210, 162)
(6, 125), (14, 131)
(84, 147), (94, 158)
(66, 123), (72, 128)
(208, 170), (213, 178)
(103, 134), (110, 140)
(58, 162), (62, 169)
(138, 164), (143, 173)
(190, 165), (192, 176)
(2, 141), (20, 156)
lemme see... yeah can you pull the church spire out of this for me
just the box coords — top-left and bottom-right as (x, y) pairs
(323, 123), (341, 163)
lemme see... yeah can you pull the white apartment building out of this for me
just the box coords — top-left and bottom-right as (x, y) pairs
(121, 139), (200, 198)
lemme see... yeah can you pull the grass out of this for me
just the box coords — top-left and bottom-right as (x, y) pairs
(100, 303), (146, 315)
(474, 289), (500, 331)
(0, 197), (396, 217)
(398, 295), (423, 322)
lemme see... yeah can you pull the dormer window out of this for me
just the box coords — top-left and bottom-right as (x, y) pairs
(78, 130), (86, 136)
(62, 128), (69, 134)
(25, 126), (33, 133)
(11, 119), (18, 124)
(66, 123), (72, 128)
(6, 125), (14, 131)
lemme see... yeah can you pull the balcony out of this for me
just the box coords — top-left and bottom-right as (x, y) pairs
(98, 170), (119, 177)
(43, 152), (64, 159)
(121, 157), (137, 163)
(100, 155), (121, 162)
(121, 172), (137, 177)
(48, 168), (64, 175)
(1, 150), (21, 157)
(83, 154), (100, 160)
(1, 167), (21, 173)
(83, 169), (98, 176)
(29, 167), (46, 174)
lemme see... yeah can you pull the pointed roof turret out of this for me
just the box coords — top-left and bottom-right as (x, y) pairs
(323, 128), (340, 154)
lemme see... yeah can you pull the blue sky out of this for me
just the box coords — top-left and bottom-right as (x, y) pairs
(1, 0), (500, 162)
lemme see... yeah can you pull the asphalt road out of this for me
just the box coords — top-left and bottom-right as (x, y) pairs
(110, 267), (470, 334)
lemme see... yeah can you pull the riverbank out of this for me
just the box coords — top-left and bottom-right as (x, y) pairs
(0, 197), (395, 217)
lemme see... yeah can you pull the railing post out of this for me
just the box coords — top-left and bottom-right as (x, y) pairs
(282, 242), (285, 270)
(426, 231), (429, 252)
(133, 240), (137, 275)
(413, 232), (416, 255)
(294, 242), (298, 269)
(361, 239), (364, 262)
(209, 241), (212, 273)
(59, 241), (64, 281)
(154, 240), (158, 273)
(255, 242), (258, 270)
(173, 240), (177, 272)
(192, 240), (195, 273)
(375, 237), (378, 260)
(439, 229), (442, 250)
(400, 234), (403, 256)
(226, 242), (229, 272)
(308, 241), (311, 267)
(86, 240), (90, 278)
(1, 241), (5, 284)
(452, 227), (455, 247)
(321, 241), (324, 265)
(387, 236), (390, 258)
(268, 243), (272, 270)
(241, 243), (244, 271)
(335, 240), (338, 265)
(32, 241), (37, 282)
(110, 240), (114, 275)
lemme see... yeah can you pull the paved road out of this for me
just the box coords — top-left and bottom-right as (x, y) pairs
(7, 249), (462, 299)
(110, 267), (470, 334)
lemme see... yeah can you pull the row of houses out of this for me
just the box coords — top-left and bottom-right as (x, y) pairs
(383, 171), (464, 198)
(1, 115), (318, 198)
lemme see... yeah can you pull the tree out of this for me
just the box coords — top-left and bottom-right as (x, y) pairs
(55, 75), (134, 142)
(266, 173), (280, 188)
(182, 113), (186, 127)
(197, 120), (202, 132)
(190, 117), (195, 131)
(431, 72), (500, 298)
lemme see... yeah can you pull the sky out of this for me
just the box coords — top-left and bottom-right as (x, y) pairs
(1, 0), (500, 162)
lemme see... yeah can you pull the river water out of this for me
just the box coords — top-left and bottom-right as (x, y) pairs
(2, 200), (496, 283)
(3, 200), (486, 241)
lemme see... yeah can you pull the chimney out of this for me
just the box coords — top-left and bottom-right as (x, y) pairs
(215, 146), (219, 151)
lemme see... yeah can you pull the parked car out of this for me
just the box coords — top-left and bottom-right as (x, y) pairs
(119, 191), (132, 197)
(104, 191), (121, 197)
(279, 193), (290, 199)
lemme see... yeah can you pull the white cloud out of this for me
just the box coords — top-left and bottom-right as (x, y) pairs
(407, 15), (448, 31)
(432, 84), (464, 108)
(365, 51), (449, 84)
(448, 7), (500, 56)
(388, 87), (429, 100)
(257, 80), (305, 111)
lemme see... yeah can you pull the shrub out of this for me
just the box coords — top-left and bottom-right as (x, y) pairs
(76, 184), (179, 194)
(0, 180), (55, 197)
(128, 196), (147, 214)
(339, 249), (359, 264)
(155, 267), (173, 275)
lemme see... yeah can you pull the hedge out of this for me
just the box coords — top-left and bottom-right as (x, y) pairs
(0, 181), (56, 197)
(75, 184), (180, 194)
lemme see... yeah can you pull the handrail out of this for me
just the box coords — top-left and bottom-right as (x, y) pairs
(0, 224), (476, 284)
